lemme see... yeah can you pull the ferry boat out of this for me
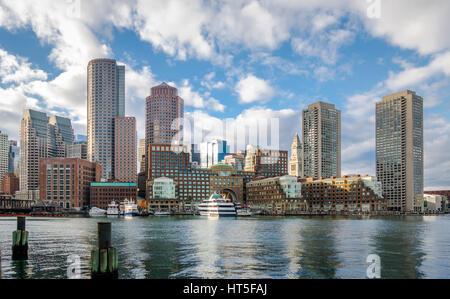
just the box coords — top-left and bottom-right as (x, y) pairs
(122, 199), (139, 216)
(198, 193), (237, 217)
(89, 207), (107, 217)
(106, 201), (120, 216)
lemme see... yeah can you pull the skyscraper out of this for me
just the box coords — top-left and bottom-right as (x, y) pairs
(87, 58), (125, 180)
(0, 131), (9, 193)
(8, 140), (19, 174)
(200, 139), (229, 169)
(19, 109), (73, 200)
(376, 90), (424, 212)
(302, 102), (341, 179)
(114, 117), (137, 183)
(47, 115), (74, 157)
(145, 82), (184, 174)
(138, 138), (146, 172)
(289, 134), (302, 177)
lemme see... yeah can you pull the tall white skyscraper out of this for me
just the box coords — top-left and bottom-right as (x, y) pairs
(376, 90), (424, 212)
(200, 139), (229, 169)
(87, 58), (125, 180)
(302, 102), (341, 179)
(0, 131), (9, 193)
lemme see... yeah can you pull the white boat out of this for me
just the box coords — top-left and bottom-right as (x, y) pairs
(198, 193), (237, 217)
(154, 210), (172, 216)
(122, 199), (139, 216)
(106, 201), (120, 216)
(89, 207), (106, 217)
(236, 205), (253, 217)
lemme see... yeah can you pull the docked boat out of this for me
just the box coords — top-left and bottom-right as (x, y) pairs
(198, 193), (237, 217)
(106, 201), (120, 216)
(154, 210), (172, 216)
(89, 207), (107, 217)
(122, 199), (139, 216)
(236, 205), (253, 217)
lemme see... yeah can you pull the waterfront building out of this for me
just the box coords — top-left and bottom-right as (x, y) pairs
(145, 83), (184, 175)
(67, 142), (88, 160)
(147, 177), (177, 211)
(289, 134), (302, 177)
(39, 158), (102, 210)
(424, 190), (450, 200)
(114, 117), (137, 183)
(301, 175), (386, 212)
(200, 139), (230, 169)
(376, 90), (424, 212)
(302, 102), (341, 179)
(209, 164), (244, 203)
(8, 140), (19, 174)
(87, 58), (125, 180)
(1, 173), (19, 195)
(90, 182), (137, 210)
(19, 109), (73, 200)
(247, 176), (306, 213)
(423, 194), (447, 213)
(244, 145), (288, 178)
(0, 131), (8, 193)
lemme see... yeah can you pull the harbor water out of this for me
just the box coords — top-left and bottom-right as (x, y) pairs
(0, 215), (449, 279)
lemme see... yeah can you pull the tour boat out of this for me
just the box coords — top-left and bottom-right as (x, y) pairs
(122, 199), (139, 216)
(106, 201), (120, 216)
(198, 193), (237, 217)
(89, 207), (107, 217)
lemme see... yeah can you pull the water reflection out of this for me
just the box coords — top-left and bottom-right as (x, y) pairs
(371, 216), (426, 279)
(296, 218), (341, 278)
(0, 216), (448, 279)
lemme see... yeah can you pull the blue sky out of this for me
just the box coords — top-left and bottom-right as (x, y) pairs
(0, 0), (449, 189)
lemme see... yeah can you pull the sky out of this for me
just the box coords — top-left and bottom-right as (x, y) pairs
(0, 0), (449, 189)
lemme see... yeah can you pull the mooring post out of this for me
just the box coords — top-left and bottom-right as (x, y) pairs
(91, 222), (118, 279)
(12, 216), (28, 260)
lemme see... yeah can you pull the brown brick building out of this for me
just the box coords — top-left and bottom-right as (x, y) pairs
(39, 158), (102, 210)
(1, 173), (19, 195)
(90, 182), (137, 210)
(301, 175), (386, 212)
(247, 176), (306, 213)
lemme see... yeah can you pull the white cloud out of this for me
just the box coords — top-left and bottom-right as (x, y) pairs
(0, 49), (47, 84)
(235, 74), (275, 104)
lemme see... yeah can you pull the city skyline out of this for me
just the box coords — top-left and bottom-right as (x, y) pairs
(0, 1), (449, 189)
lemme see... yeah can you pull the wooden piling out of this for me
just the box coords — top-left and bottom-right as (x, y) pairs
(91, 222), (118, 279)
(12, 217), (28, 260)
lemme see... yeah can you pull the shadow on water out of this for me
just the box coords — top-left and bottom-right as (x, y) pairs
(371, 216), (426, 279)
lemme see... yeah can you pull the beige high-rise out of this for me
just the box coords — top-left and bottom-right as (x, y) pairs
(302, 102), (341, 179)
(376, 90), (424, 212)
(87, 58), (125, 180)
